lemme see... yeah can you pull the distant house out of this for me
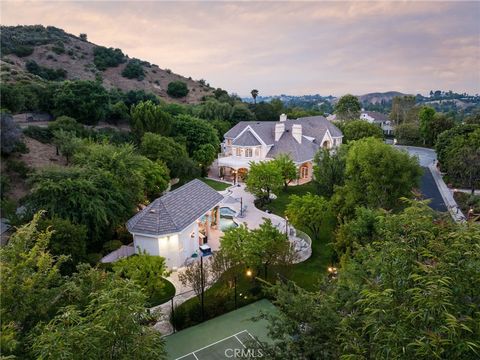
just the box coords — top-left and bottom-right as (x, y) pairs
(218, 114), (343, 184)
(360, 111), (394, 136)
(126, 179), (223, 269)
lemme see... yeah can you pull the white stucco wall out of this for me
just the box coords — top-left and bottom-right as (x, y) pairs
(132, 221), (200, 269)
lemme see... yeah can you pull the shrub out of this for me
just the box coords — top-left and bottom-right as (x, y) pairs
(12, 45), (34, 57)
(51, 41), (65, 54)
(23, 126), (53, 143)
(167, 81), (189, 98)
(395, 123), (421, 145)
(5, 159), (31, 179)
(102, 240), (123, 253)
(0, 175), (10, 199)
(121, 60), (144, 80)
(1, 113), (23, 154)
(93, 46), (125, 71)
(25, 60), (67, 81)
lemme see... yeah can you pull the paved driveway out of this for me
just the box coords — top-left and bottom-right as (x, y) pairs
(395, 145), (437, 166)
(395, 146), (447, 212)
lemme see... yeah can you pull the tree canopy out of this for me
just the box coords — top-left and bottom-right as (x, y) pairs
(332, 138), (422, 218)
(130, 100), (173, 139)
(167, 81), (189, 98)
(53, 80), (110, 125)
(313, 146), (347, 198)
(261, 202), (480, 359)
(246, 160), (283, 205)
(285, 193), (331, 240)
(342, 120), (384, 142)
(171, 114), (219, 156)
(334, 94), (361, 121)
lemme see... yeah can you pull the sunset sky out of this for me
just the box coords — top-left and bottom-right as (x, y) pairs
(2, 1), (479, 97)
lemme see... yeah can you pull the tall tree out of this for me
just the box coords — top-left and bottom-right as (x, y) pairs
(25, 166), (133, 244)
(246, 160), (283, 205)
(273, 154), (298, 189)
(334, 94), (361, 121)
(313, 146), (347, 198)
(419, 106), (436, 145)
(0, 212), (67, 357)
(251, 89), (259, 104)
(171, 115), (220, 156)
(53, 80), (110, 125)
(342, 120), (384, 142)
(220, 219), (295, 279)
(389, 95), (417, 126)
(130, 100), (173, 139)
(33, 271), (166, 359)
(285, 193), (331, 240)
(140, 132), (198, 180)
(332, 138), (422, 218)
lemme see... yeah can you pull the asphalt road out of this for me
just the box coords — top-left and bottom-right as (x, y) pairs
(420, 167), (447, 212)
(395, 145), (447, 212)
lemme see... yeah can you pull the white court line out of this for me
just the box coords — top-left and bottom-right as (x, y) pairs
(234, 335), (246, 348)
(175, 330), (249, 360)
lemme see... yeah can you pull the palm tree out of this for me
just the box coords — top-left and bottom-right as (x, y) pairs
(251, 89), (259, 104)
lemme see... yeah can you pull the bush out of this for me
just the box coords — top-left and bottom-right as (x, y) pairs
(1, 175), (10, 199)
(23, 126), (53, 143)
(5, 159), (31, 178)
(51, 41), (65, 54)
(1, 113), (23, 154)
(121, 60), (145, 80)
(93, 46), (125, 71)
(12, 45), (34, 57)
(167, 81), (189, 98)
(102, 240), (123, 253)
(26, 60), (67, 81)
(395, 123), (421, 145)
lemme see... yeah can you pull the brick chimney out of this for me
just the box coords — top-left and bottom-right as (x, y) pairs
(292, 124), (302, 144)
(279, 113), (287, 122)
(275, 123), (285, 141)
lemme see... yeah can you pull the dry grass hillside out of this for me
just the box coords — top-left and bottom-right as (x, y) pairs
(1, 25), (213, 103)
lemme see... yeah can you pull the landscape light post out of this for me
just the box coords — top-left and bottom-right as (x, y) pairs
(200, 255), (205, 321)
(234, 275), (237, 309)
(285, 216), (289, 239)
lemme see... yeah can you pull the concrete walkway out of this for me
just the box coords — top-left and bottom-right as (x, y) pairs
(428, 161), (466, 223)
(152, 182), (312, 335)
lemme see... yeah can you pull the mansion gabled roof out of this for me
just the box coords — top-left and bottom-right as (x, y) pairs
(232, 130), (262, 146)
(126, 179), (223, 236)
(224, 115), (343, 163)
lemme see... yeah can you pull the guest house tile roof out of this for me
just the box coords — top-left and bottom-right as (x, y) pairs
(126, 179), (223, 236)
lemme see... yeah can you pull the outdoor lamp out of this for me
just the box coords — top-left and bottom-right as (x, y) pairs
(246, 268), (253, 277)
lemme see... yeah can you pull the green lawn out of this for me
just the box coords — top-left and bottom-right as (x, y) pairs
(261, 183), (317, 217)
(199, 178), (231, 191)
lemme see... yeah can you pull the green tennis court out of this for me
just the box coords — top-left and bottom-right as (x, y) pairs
(165, 299), (276, 359)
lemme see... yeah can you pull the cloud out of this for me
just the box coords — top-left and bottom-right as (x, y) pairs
(1, 0), (479, 96)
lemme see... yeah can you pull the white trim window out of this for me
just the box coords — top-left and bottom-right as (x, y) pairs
(245, 148), (253, 157)
(236, 147), (241, 156)
(255, 148), (260, 157)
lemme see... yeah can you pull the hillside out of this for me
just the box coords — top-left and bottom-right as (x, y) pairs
(1, 25), (213, 103)
(358, 91), (408, 105)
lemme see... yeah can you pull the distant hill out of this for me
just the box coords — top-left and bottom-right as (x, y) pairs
(0, 25), (213, 103)
(358, 91), (408, 105)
